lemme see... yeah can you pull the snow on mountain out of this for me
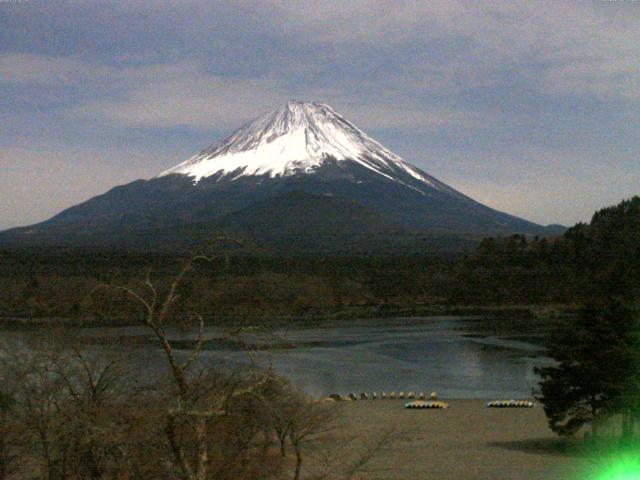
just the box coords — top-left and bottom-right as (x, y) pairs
(0, 99), (553, 251)
(158, 100), (447, 194)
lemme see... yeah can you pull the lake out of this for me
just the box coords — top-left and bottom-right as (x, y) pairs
(0, 316), (554, 399)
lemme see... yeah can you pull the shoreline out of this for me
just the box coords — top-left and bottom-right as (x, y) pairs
(0, 304), (573, 330)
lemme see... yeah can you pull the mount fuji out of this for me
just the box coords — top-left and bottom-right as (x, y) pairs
(0, 100), (561, 253)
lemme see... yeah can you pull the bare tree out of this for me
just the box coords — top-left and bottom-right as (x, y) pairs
(287, 395), (339, 480)
(260, 376), (296, 458)
(0, 346), (69, 480)
(0, 332), (167, 480)
(112, 253), (277, 480)
(0, 389), (17, 479)
(47, 345), (138, 480)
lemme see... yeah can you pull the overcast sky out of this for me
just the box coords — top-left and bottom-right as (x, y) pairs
(1, 0), (639, 230)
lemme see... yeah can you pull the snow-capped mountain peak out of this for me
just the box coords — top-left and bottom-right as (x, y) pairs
(158, 100), (442, 191)
(1, 101), (550, 251)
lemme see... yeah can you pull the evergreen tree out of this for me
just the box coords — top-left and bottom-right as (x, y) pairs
(535, 301), (640, 438)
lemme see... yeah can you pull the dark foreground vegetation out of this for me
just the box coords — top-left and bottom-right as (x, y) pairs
(0, 197), (637, 324)
(536, 301), (640, 443)
(0, 338), (340, 480)
(0, 260), (380, 480)
(532, 197), (640, 447)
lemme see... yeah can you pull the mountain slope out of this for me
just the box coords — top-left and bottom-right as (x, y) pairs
(158, 100), (460, 196)
(0, 100), (559, 252)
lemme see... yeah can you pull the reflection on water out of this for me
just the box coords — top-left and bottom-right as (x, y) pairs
(0, 316), (554, 399)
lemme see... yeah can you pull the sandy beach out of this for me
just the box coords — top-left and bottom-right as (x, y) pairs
(324, 399), (590, 480)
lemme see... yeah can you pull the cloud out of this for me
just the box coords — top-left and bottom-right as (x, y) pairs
(3, 1), (639, 125)
(1, 53), (201, 89)
(268, 0), (640, 102)
(333, 102), (484, 130)
(1, 52), (482, 131)
(72, 67), (288, 130)
(540, 60), (640, 101)
(5, 1), (640, 102)
(78, 83), (483, 132)
(2, 54), (97, 86)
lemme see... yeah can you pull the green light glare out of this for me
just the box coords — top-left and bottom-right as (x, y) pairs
(592, 453), (640, 480)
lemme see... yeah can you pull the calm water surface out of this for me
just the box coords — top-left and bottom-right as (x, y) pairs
(1, 316), (553, 399)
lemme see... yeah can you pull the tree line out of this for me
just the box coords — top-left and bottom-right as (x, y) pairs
(534, 197), (640, 445)
(1, 196), (638, 322)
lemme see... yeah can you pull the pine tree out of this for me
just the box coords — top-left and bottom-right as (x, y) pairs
(535, 301), (640, 438)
